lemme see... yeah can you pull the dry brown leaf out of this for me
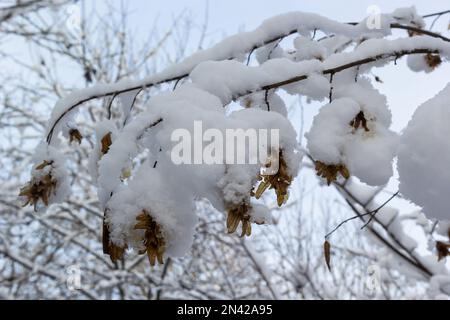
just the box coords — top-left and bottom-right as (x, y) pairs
(69, 129), (83, 144)
(226, 203), (252, 237)
(425, 53), (442, 70)
(254, 150), (292, 207)
(350, 111), (370, 132)
(19, 161), (57, 211)
(134, 210), (166, 267)
(101, 132), (113, 155)
(436, 241), (450, 261)
(315, 161), (350, 185)
(324, 240), (332, 271)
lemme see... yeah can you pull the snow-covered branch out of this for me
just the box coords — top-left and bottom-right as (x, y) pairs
(43, 8), (449, 144)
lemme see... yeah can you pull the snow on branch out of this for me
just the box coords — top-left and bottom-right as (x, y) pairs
(43, 7), (448, 144)
(20, 6), (450, 269)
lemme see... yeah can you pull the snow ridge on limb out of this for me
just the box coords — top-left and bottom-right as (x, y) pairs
(44, 7), (440, 144)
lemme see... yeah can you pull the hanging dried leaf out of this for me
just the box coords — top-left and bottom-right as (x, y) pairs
(324, 240), (332, 271)
(436, 241), (450, 261)
(69, 129), (83, 144)
(134, 210), (166, 266)
(425, 53), (442, 70)
(226, 202), (252, 237)
(109, 244), (127, 263)
(35, 160), (53, 170)
(350, 111), (370, 132)
(19, 161), (57, 211)
(254, 150), (292, 207)
(101, 132), (113, 155)
(315, 161), (350, 185)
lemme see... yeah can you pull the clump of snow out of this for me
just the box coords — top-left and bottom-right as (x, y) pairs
(88, 119), (118, 184)
(407, 55), (436, 73)
(293, 37), (327, 62)
(249, 204), (273, 225)
(436, 221), (450, 238)
(255, 41), (285, 64)
(239, 91), (288, 116)
(290, 73), (330, 101)
(306, 83), (398, 186)
(428, 275), (450, 299)
(190, 58), (323, 104)
(386, 215), (418, 252)
(118, 88), (141, 123)
(218, 165), (260, 207)
(94, 81), (301, 258)
(376, 206), (398, 227)
(107, 165), (197, 257)
(392, 6), (425, 28)
(307, 97), (360, 163)
(398, 83), (450, 221)
(345, 177), (381, 205)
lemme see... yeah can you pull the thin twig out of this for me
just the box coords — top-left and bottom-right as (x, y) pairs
(422, 10), (450, 19)
(360, 191), (399, 230)
(325, 191), (399, 239)
(264, 89), (270, 111)
(329, 72), (334, 103)
(106, 93), (118, 120)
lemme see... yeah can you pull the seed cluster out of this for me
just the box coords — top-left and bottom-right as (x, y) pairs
(226, 151), (294, 238)
(226, 202), (252, 237)
(19, 161), (57, 211)
(134, 210), (166, 266)
(315, 161), (350, 186)
(254, 151), (292, 207)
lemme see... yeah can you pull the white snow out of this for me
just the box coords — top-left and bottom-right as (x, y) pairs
(43, 8), (443, 145)
(398, 83), (450, 221)
(306, 82), (398, 186)
(23, 6), (450, 271)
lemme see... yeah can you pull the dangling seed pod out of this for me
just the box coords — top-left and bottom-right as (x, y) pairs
(102, 210), (127, 264)
(314, 161), (350, 186)
(19, 160), (57, 211)
(69, 128), (83, 144)
(254, 150), (292, 207)
(436, 241), (450, 261)
(350, 111), (370, 132)
(134, 210), (166, 266)
(425, 53), (442, 71)
(226, 202), (252, 237)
